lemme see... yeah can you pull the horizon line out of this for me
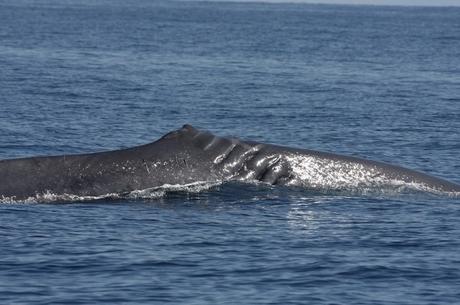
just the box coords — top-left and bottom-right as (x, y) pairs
(180, 0), (460, 7)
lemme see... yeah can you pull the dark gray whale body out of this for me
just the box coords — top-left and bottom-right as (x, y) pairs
(1, 125), (459, 201)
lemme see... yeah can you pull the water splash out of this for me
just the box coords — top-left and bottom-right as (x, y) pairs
(0, 181), (221, 204)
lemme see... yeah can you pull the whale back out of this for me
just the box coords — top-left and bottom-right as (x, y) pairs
(1, 124), (459, 201)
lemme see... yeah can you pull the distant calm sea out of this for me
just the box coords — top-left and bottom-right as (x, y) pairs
(1, 1), (459, 304)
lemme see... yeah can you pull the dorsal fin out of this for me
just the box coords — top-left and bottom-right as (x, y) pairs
(160, 124), (200, 140)
(180, 124), (199, 135)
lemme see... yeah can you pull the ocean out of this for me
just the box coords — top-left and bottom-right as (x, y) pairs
(1, 0), (459, 304)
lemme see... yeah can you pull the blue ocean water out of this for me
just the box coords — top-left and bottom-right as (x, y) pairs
(1, 0), (460, 304)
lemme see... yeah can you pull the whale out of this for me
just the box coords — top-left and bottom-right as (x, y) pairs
(1, 124), (459, 201)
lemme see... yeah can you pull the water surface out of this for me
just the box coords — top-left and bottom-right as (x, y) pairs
(1, 1), (459, 304)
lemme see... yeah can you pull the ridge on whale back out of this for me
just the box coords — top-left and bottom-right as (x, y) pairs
(0, 124), (459, 201)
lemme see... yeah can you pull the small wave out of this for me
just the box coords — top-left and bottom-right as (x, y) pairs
(0, 181), (221, 204)
(126, 181), (222, 199)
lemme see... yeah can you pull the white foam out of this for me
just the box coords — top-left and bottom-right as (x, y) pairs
(126, 181), (221, 199)
(0, 181), (221, 204)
